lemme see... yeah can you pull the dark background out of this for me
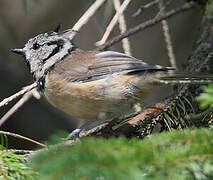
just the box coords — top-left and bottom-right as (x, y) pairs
(0, 0), (202, 149)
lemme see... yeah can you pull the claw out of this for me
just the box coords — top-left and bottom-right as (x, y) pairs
(63, 128), (82, 141)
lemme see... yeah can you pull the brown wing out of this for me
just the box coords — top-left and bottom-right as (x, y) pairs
(52, 49), (174, 82)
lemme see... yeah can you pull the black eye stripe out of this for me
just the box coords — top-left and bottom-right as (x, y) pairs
(47, 40), (64, 46)
(47, 41), (58, 45)
(42, 46), (60, 63)
(31, 40), (64, 50)
(31, 43), (44, 50)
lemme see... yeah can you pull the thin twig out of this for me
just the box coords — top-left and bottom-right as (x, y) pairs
(158, 0), (177, 69)
(97, 2), (196, 51)
(0, 82), (37, 108)
(69, 0), (107, 40)
(113, 0), (132, 55)
(96, 0), (132, 46)
(2, 149), (34, 154)
(0, 130), (46, 148)
(153, 0), (173, 23)
(132, 0), (161, 17)
(0, 91), (35, 127)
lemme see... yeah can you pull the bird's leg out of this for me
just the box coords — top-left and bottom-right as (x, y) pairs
(63, 118), (98, 140)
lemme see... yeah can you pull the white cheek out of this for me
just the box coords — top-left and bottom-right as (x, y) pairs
(38, 46), (57, 59)
(25, 53), (31, 60)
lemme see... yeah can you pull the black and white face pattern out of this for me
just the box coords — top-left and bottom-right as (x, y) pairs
(19, 30), (75, 82)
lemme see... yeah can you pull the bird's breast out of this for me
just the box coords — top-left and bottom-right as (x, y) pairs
(43, 72), (156, 121)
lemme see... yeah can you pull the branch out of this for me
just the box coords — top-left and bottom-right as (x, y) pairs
(69, 0), (107, 40)
(2, 149), (34, 155)
(0, 130), (46, 148)
(158, 0), (177, 68)
(0, 89), (40, 127)
(97, 2), (196, 51)
(0, 82), (37, 108)
(96, 0), (132, 46)
(132, 0), (161, 17)
(113, 0), (132, 55)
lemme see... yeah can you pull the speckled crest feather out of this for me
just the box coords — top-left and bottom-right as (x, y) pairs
(17, 29), (76, 84)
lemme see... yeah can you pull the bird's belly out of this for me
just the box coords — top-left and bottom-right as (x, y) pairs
(44, 85), (108, 120)
(44, 73), (156, 121)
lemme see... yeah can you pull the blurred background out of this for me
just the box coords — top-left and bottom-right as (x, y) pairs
(0, 0), (202, 149)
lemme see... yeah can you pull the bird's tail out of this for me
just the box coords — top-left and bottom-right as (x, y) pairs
(157, 73), (213, 84)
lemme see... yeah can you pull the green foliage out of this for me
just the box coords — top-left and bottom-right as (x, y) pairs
(0, 151), (38, 180)
(0, 133), (8, 150)
(196, 83), (213, 108)
(30, 128), (213, 180)
(205, 0), (213, 17)
(188, 43), (211, 67)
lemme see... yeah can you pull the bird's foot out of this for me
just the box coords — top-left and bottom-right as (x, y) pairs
(62, 128), (82, 141)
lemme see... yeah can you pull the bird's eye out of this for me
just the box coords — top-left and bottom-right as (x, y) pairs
(32, 43), (40, 50)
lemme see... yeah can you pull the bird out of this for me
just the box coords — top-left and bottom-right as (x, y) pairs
(11, 28), (213, 139)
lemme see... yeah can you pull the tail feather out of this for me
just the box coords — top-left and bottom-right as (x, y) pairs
(157, 73), (213, 84)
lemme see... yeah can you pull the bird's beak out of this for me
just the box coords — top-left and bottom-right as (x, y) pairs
(11, 48), (25, 56)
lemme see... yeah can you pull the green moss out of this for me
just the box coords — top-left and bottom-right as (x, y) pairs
(205, 0), (213, 17)
(0, 151), (38, 180)
(188, 43), (211, 67)
(196, 83), (213, 108)
(30, 128), (213, 180)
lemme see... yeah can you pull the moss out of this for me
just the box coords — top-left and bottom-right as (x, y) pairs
(30, 128), (213, 180)
(0, 151), (38, 180)
(205, 0), (213, 17)
(187, 43), (211, 67)
(196, 83), (213, 108)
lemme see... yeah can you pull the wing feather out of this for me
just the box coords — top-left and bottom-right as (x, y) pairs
(53, 50), (175, 82)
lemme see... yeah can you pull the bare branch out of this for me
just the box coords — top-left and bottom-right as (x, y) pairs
(153, 0), (173, 22)
(97, 2), (196, 51)
(2, 149), (34, 155)
(0, 130), (46, 148)
(113, 0), (132, 55)
(158, 0), (177, 69)
(0, 91), (35, 127)
(0, 83), (37, 108)
(69, 0), (107, 40)
(96, 0), (132, 46)
(132, 0), (161, 17)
